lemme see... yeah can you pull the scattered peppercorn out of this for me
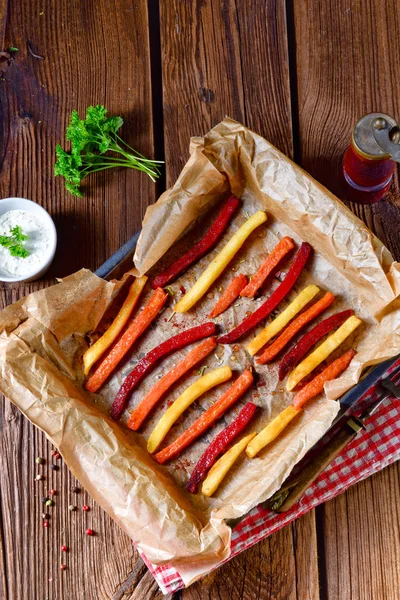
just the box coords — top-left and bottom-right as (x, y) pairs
(82, 505), (89, 512)
(42, 513), (50, 520)
(68, 505), (76, 512)
(85, 528), (94, 536)
(35, 474), (44, 481)
(42, 497), (49, 504)
(51, 450), (57, 456)
(54, 452), (61, 460)
(43, 520), (49, 528)
(72, 486), (81, 494)
(45, 499), (54, 507)
(61, 545), (68, 553)
(49, 489), (56, 496)
(35, 457), (44, 464)
(51, 465), (59, 471)
(60, 564), (67, 571)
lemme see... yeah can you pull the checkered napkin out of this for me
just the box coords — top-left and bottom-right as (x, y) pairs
(139, 358), (400, 594)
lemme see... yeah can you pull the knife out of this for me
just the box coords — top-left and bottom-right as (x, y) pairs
(268, 363), (400, 512)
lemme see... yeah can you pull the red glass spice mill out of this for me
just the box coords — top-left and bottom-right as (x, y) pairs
(342, 113), (400, 204)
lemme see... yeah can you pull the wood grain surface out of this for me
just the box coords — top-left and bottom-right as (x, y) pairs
(0, 1), (399, 599)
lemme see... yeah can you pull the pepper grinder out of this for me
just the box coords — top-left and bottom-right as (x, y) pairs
(342, 113), (400, 204)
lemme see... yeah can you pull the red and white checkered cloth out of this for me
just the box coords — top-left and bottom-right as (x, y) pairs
(139, 358), (400, 594)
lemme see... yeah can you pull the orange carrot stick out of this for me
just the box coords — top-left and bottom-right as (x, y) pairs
(208, 273), (248, 318)
(257, 292), (335, 365)
(154, 369), (254, 464)
(85, 288), (168, 393)
(127, 337), (217, 430)
(83, 276), (148, 376)
(292, 349), (356, 409)
(240, 236), (295, 298)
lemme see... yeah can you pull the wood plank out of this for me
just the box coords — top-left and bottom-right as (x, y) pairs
(159, 2), (320, 600)
(293, 0), (400, 260)
(160, 0), (293, 186)
(182, 526), (298, 600)
(0, 0), (156, 598)
(319, 464), (400, 600)
(294, 1), (400, 597)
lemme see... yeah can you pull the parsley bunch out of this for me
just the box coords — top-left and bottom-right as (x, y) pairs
(0, 226), (29, 258)
(54, 105), (163, 196)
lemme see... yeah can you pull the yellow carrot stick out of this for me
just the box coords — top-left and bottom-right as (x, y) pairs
(201, 432), (256, 497)
(83, 276), (147, 375)
(246, 284), (320, 356)
(174, 211), (267, 313)
(147, 366), (232, 453)
(286, 316), (362, 391)
(245, 406), (301, 458)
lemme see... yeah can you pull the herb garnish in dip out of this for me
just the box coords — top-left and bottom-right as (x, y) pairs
(0, 210), (52, 277)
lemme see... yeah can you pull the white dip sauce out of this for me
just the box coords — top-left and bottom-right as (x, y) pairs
(0, 209), (52, 277)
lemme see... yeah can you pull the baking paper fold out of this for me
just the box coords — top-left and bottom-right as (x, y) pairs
(0, 118), (399, 588)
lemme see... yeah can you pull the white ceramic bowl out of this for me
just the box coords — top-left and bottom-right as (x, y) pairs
(0, 198), (57, 283)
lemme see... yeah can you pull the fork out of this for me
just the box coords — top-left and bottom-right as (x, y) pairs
(269, 364), (400, 512)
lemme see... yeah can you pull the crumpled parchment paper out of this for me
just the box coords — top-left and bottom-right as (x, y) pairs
(0, 118), (399, 588)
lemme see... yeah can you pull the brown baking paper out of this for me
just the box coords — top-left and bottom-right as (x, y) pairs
(1, 118), (399, 589)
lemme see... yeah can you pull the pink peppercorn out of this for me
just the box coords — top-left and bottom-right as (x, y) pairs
(61, 545), (68, 553)
(82, 505), (89, 512)
(85, 528), (94, 536)
(54, 452), (61, 459)
(43, 520), (49, 528)
(60, 564), (67, 571)
(51, 450), (57, 456)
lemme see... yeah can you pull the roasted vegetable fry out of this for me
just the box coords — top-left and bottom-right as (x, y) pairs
(240, 236), (295, 298)
(174, 211), (268, 313)
(293, 349), (356, 409)
(201, 433), (256, 497)
(278, 309), (354, 380)
(218, 242), (313, 344)
(154, 369), (254, 463)
(246, 284), (320, 356)
(208, 273), (248, 318)
(110, 322), (217, 421)
(245, 405), (301, 458)
(286, 316), (362, 391)
(127, 337), (217, 431)
(147, 366), (232, 454)
(151, 196), (239, 289)
(187, 402), (257, 493)
(83, 276), (148, 376)
(86, 288), (168, 393)
(257, 292), (335, 364)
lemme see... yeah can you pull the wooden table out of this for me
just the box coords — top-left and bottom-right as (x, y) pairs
(1, 1), (399, 598)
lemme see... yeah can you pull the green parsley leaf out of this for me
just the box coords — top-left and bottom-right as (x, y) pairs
(0, 226), (29, 258)
(55, 104), (163, 196)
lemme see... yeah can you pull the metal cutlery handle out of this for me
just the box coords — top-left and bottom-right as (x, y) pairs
(273, 419), (362, 512)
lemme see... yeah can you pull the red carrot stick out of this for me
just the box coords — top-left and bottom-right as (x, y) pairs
(293, 349), (356, 409)
(127, 337), (217, 431)
(85, 288), (168, 393)
(208, 273), (248, 318)
(186, 402), (258, 493)
(256, 292), (335, 364)
(110, 322), (217, 421)
(218, 242), (313, 344)
(154, 369), (254, 463)
(151, 196), (240, 289)
(278, 309), (354, 381)
(240, 236), (295, 298)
